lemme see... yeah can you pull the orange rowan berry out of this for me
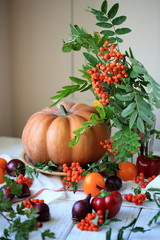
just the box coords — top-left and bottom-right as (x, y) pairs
(62, 162), (86, 186)
(77, 211), (103, 231)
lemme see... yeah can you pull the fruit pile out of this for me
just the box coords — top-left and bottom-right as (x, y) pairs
(0, 158), (32, 200)
(66, 158), (159, 232)
(0, 157), (51, 228)
(0, 155), (159, 234)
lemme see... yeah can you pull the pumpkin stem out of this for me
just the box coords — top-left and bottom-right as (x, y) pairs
(60, 104), (71, 116)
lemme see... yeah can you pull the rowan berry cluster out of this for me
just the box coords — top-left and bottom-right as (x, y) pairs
(77, 210), (104, 231)
(87, 40), (128, 106)
(15, 174), (32, 187)
(124, 193), (146, 205)
(100, 139), (116, 153)
(23, 197), (44, 208)
(62, 162), (85, 186)
(133, 172), (156, 188)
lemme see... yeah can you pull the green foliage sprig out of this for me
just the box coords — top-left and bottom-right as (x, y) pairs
(68, 106), (108, 147)
(50, 0), (160, 160)
(0, 177), (55, 240)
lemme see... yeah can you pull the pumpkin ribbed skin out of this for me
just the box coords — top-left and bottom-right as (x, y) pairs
(22, 101), (111, 166)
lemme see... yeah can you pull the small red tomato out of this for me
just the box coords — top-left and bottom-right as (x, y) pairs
(91, 190), (122, 219)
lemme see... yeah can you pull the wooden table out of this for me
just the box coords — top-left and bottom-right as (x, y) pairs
(0, 136), (159, 240)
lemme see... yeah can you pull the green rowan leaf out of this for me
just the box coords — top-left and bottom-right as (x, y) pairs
(139, 111), (153, 126)
(108, 3), (119, 19)
(116, 28), (131, 35)
(116, 37), (123, 43)
(101, 0), (108, 14)
(69, 76), (86, 84)
(62, 43), (72, 52)
(96, 15), (108, 22)
(116, 93), (134, 101)
(87, 7), (104, 16)
(95, 106), (106, 119)
(42, 230), (55, 240)
(83, 52), (99, 66)
(96, 22), (113, 28)
(90, 113), (99, 122)
(101, 30), (115, 36)
(108, 37), (117, 43)
(129, 111), (138, 129)
(137, 116), (145, 133)
(121, 103), (136, 117)
(112, 16), (127, 25)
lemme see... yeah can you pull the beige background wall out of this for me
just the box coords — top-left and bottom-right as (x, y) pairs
(0, 0), (160, 150)
(0, 0), (12, 136)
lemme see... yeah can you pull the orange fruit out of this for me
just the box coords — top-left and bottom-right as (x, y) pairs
(0, 168), (5, 184)
(0, 158), (7, 170)
(82, 172), (105, 197)
(117, 161), (138, 181)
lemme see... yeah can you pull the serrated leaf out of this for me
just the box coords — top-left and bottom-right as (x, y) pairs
(130, 70), (139, 78)
(121, 103), (136, 117)
(116, 28), (131, 35)
(79, 82), (88, 90)
(133, 65), (147, 74)
(96, 22), (113, 28)
(112, 130), (122, 140)
(96, 15), (108, 22)
(116, 37), (123, 43)
(112, 16), (127, 25)
(129, 111), (138, 129)
(139, 111), (153, 126)
(63, 85), (79, 90)
(97, 35), (109, 47)
(101, 0), (108, 14)
(87, 7), (104, 16)
(69, 76), (86, 84)
(95, 106), (106, 119)
(137, 116), (145, 133)
(70, 24), (77, 34)
(101, 30), (115, 36)
(90, 113), (99, 122)
(112, 138), (124, 151)
(62, 43), (72, 52)
(80, 83), (92, 92)
(108, 3), (119, 19)
(72, 42), (81, 51)
(41, 229), (55, 240)
(83, 52), (99, 66)
(115, 83), (132, 91)
(108, 37), (116, 43)
(116, 93), (134, 101)
(82, 121), (90, 128)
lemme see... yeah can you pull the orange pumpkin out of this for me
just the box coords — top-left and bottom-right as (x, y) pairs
(22, 101), (110, 165)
